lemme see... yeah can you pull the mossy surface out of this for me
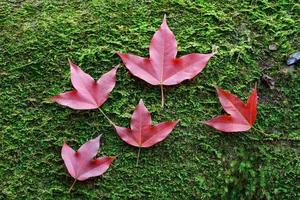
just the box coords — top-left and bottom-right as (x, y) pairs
(1, 0), (300, 199)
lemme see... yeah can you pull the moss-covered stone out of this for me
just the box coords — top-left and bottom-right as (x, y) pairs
(1, 0), (300, 199)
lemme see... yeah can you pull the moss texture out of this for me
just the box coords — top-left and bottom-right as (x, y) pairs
(1, 0), (300, 199)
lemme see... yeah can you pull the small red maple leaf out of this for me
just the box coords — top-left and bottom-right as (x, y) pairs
(114, 100), (179, 148)
(61, 135), (115, 191)
(52, 60), (118, 110)
(117, 15), (214, 106)
(203, 87), (257, 132)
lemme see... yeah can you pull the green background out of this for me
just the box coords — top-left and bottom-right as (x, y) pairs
(1, 0), (300, 199)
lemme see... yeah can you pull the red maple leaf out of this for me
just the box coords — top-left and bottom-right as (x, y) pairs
(52, 60), (118, 110)
(114, 100), (179, 148)
(117, 15), (214, 106)
(61, 135), (115, 191)
(203, 87), (257, 132)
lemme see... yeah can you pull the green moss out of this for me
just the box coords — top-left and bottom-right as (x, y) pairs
(1, 0), (300, 199)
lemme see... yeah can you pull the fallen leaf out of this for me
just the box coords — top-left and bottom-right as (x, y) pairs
(261, 74), (275, 89)
(114, 100), (179, 148)
(117, 15), (213, 106)
(203, 87), (257, 132)
(61, 135), (115, 191)
(53, 60), (118, 110)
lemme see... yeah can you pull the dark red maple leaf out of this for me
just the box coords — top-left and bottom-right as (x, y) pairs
(52, 60), (118, 110)
(61, 135), (115, 191)
(117, 15), (214, 106)
(203, 87), (257, 132)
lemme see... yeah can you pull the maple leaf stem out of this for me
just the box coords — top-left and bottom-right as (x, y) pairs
(136, 147), (141, 166)
(252, 127), (268, 137)
(253, 126), (300, 142)
(68, 179), (77, 193)
(99, 108), (115, 126)
(160, 84), (164, 108)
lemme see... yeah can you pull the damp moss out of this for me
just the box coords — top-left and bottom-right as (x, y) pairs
(1, 0), (300, 199)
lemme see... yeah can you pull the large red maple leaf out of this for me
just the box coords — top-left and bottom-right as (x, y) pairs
(117, 15), (213, 106)
(61, 135), (115, 191)
(203, 87), (257, 132)
(52, 60), (118, 110)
